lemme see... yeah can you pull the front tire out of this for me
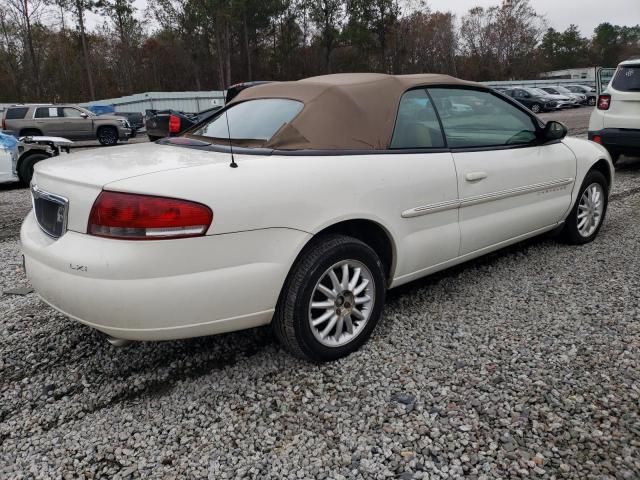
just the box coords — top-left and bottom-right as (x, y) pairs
(273, 234), (386, 362)
(560, 170), (608, 245)
(530, 103), (541, 113)
(98, 127), (119, 146)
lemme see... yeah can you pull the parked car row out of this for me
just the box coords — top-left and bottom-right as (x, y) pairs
(494, 84), (597, 113)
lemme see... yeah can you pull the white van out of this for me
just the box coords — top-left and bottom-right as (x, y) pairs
(588, 58), (640, 163)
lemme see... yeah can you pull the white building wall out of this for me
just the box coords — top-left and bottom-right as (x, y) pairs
(82, 91), (226, 114)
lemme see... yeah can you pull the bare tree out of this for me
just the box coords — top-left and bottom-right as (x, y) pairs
(4, 0), (46, 96)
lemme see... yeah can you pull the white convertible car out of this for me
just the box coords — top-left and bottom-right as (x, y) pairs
(21, 74), (613, 361)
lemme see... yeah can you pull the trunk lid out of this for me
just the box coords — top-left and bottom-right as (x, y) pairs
(32, 142), (232, 235)
(35, 142), (230, 188)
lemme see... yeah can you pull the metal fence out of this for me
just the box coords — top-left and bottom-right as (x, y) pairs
(81, 91), (226, 114)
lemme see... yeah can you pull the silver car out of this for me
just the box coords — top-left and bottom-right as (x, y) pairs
(540, 86), (586, 106)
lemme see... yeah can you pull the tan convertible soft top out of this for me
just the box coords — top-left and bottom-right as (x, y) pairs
(229, 73), (482, 150)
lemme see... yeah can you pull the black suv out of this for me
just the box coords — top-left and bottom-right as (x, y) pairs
(503, 88), (559, 113)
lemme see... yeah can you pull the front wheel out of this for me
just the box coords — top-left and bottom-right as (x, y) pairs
(560, 170), (608, 245)
(273, 234), (386, 362)
(530, 103), (541, 113)
(98, 127), (119, 146)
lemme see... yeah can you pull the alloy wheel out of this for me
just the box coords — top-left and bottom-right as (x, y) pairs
(577, 183), (605, 238)
(308, 260), (375, 347)
(100, 129), (117, 145)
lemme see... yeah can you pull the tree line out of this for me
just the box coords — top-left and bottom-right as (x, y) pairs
(0, 0), (638, 104)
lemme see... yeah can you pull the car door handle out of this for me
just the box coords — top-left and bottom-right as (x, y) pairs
(465, 171), (488, 182)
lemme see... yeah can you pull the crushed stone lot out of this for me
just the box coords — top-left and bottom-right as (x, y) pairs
(1, 157), (640, 479)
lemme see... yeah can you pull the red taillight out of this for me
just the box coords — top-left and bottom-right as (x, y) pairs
(592, 135), (602, 144)
(597, 95), (611, 110)
(168, 114), (181, 134)
(88, 191), (213, 240)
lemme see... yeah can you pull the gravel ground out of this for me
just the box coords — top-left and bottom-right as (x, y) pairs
(539, 108), (593, 137)
(1, 152), (639, 479)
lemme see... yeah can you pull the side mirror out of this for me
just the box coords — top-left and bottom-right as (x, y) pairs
(80, 113), (89, 119)
(543, 121), (567, 141)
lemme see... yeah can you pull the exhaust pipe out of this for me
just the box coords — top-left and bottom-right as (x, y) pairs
(106, 335), (131, 347)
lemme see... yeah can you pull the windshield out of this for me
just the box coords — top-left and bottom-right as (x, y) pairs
(532, 88), (551, 96)
(555, 86), (572, 94)
(189, 99), (303, 146)
(78, 107), (95, 116)
(612, 65), (640, 91)
(524, 88), (542, 96)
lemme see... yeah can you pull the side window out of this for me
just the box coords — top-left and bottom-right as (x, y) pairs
(62, 108), (83, 118)
(34, 107), (60, 119)
(390, 89), (445, 149)
(6, 107), (28, 119)
(428, 88), (538, 149)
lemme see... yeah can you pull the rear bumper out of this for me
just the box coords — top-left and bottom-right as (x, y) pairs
(588, 128), (640, 154)
(21, 212), (311, 340)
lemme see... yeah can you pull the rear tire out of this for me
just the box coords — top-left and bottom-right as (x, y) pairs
(273, 234), (386, 362)
(559, 170), (608, 245)
(98, 127), (119, 146)
(18, 152), (50, 186)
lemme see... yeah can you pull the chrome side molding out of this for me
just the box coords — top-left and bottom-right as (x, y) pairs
(402, 178), (574, 219)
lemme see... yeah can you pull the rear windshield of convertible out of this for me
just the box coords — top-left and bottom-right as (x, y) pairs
(189, 99), (303, 147)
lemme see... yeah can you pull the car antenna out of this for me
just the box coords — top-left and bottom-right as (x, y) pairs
(222, 88), (238, 168)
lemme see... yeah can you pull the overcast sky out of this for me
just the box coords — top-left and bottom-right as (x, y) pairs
(85, 0), (640, 36)
(425, 0), (640, 35)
